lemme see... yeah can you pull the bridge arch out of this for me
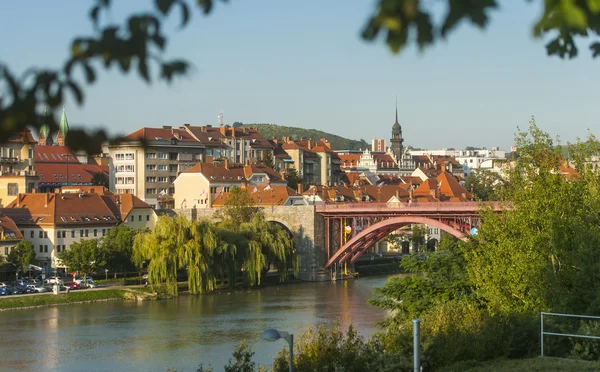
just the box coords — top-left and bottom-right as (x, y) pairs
(325, 216), (469, 268)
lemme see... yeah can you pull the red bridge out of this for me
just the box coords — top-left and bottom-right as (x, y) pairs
(316, 201), (501, 269)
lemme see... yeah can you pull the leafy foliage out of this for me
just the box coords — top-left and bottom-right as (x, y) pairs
(7, 240), (36, 275)
(284, 168), (303, 191)
(101, 224), (138, 273)
(241, 124), (369, 151)
(261, 151), (275, 169)
(59, 239), (105, 283)
(224, 341), (256, 372)
(221, 187), (258, 226)
(464, 169), (503, 201)
(133, 212), (297, 295)
(363, 0), (600, 59)
(467, 118), (600, 316)
(91, 172), (109, 187)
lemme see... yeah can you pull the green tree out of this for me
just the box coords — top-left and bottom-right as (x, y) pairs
(410, 224), (426, 251)
(467, 119), (600, 316)
(284, 168), (303, 191)
(133, 215), (188, 295)
(261, 150), (275, 169)
(7, 241), (35, 277)
(101, 225), (137, 275)
(232, 121), (243, 128)
(91, 172), (109, 187)
(59, 239), (105, 284)
(221, 186), (257, 226)
(464, 169), (503, 201)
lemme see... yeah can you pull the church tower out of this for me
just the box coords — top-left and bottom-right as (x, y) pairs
(38, 107), (52, 146)
(56, 107), (69, 146)
(390, 103), (404, 160)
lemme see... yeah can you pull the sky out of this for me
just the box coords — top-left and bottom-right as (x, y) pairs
(1, 1), (599, 151)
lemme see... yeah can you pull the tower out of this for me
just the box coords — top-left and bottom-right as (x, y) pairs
(56, 106), (69, 146)
(390, 102), (404, 160)
(38, 107), (51, 146)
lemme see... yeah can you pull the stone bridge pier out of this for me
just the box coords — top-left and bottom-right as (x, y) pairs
(177, 206), (328, 282)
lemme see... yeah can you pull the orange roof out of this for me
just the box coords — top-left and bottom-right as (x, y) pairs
(124, 127), (198, 142)
(34, 146), (77, 163)
(0, 213), (23, 240)
(182, 162), (286, 184)
(338, 154), (361, 168)
(36, 163), (107, 185)
(304, 185), (410, 203)
(2, 188), (151, 226)
(7, 131), (36, 144)
(559, 163), (579, 181)
(212, 185), (299, 207)
(412, 172), (471, 201)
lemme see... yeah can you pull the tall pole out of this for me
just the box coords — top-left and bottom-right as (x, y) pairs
(287, 334), (294, 372)
(413, 318), (421, 372)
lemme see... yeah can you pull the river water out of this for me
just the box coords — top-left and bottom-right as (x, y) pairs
(0, 276), (392, 372)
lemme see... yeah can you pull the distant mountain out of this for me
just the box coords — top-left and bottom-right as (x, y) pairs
(240, 123), (370, 151)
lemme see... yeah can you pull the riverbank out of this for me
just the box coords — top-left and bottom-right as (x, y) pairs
(0, 288), (159, 311)
(440, 357), (600, 371)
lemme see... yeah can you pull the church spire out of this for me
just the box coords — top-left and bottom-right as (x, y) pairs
(56, 106), (69, 146)
(395, 95), (399, 125)
(39, 107), (51, 146)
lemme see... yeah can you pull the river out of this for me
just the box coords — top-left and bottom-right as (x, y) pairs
(0, 276), (392, 372)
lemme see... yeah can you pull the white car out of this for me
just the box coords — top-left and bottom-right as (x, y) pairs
(26, 285), (48, 293)
(44, 277), (63, 285)
(74, 278), (97, 288)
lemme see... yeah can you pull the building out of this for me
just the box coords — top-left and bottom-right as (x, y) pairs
(108, 126), (205, 209)
(1, 186), (156, 274)
(0, 214), (23, 257)
(390, 105), (404, 161)
(0, 131), (38, 207)
(173, 160), (288, 209)
(181, 124), (273, 164)
(372, 138), (386, 152)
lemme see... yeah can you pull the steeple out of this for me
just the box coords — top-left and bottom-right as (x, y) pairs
(56, 106), (69, 146)
(390, 99), (404, 161)
(39, 107), (51, 146)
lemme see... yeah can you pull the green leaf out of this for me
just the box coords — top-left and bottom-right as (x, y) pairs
(587, 0), (600, 13)
(155, 0), (176, 15)
(66, 81), (84, 105)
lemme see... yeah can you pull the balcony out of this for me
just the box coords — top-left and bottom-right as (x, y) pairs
(0, 156), (19, 163)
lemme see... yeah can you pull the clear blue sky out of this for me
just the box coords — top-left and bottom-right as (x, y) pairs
(2, 1), (599, 151)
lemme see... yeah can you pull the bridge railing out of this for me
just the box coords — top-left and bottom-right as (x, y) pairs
(316, 201), (499, 212)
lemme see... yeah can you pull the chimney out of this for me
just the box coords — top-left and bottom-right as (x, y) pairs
(220, 126), (227, 136)
(45, 193), (51, 208)
(307, 140), (312, 149)
(449, 162), (453, 173)
(241, 180), (247, 189)
(224, 158), (229, 170)
(297, 183), (304, 194)
(162, 125), (172, 130)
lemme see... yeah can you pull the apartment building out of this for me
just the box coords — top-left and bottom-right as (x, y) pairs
(181, 124), (273, 164)
(173, 160), (287, 209)
(0, 131), (38, 207)
(1, 186), (156, 274)
(108, 126), (205, 209)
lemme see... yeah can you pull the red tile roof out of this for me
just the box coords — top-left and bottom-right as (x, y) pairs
(125, 127), (198, 142)
(34, 146), (77, 163)
(0, 213), (23, 240)
(182, 162), (286, 184)
(7, 131), (36, 144)
(36, 163), (107, 185)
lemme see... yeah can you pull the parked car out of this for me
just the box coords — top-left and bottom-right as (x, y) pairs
(14, 279), (28, 287)
(26, 285), (47, 293)
(0, 288), (8, 296)
(44, 277), (64, 285)
(4, 286), (23, 295)
(74, 278), (97, 288)
(64, 281), (81, 290)
(0, 282), (8, 288)
(28, 279), (42, 286)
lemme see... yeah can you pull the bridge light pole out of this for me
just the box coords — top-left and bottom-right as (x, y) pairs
(261, 328), (293, 372)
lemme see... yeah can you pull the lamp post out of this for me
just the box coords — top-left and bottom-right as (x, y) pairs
(261, 328), (293, 372)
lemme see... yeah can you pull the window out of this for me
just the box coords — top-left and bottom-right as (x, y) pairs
(44, 245), (48, 253)
(146, 215), (150, 221)
(93, 229), (98, 237)
(210, 187), (217, 194)
(169, 187), (175, 194)
(169, 165), (178, 172)
(138, 215), (142, 221)
(146, 153), (156, 159)
(39, 231), (43, 238)
(102, 229), (106, 236)
(30, 231), (34, 238)
(126, 177), (135, 184)
(169, 176), (176, 183)
(44, 231), (48, 238)
(146, 177), (156, 183)
(56, 245), (61, 254)
(71, 231), (75, 238)
(158, 165), (167, 171)
(169, 152), (178, 161)
(80, 230), (84, 237)
(146, 188), (156, 195)
(7, 183), (18, 196)
(115, 153), (125, 161)
(223, 187), (230, 193)
(125, 165), (134, 172)
(125, 153), (135, 160)
(84, 230), (89, 237)
(39, 245), (43, 253)
(158, 153), (167, 159)
(130, 215), (134, 222)
(146, 164), (156, 171)
(28, 148), (33, 159)
(158, 177), (167, 183)
(4, 247), (7, 255)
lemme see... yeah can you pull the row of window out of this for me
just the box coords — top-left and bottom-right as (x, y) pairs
(146, 153), (168, 159)
(114, 153), (135, 161)
(27, 229), (109, 239)
(146, 164), (178, 172)
(146, 176), (175, 183)
(210, 186), (230, 194)
(145, 188), (174, 195)
(128, 215), (151, 222)
(115, 165), (135, 173)
(116, 177), (135, 185)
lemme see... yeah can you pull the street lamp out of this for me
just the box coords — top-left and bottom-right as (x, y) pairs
(261, 328), (294, 372)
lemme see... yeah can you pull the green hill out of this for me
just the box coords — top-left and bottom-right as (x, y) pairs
(240, 123), (369, 151)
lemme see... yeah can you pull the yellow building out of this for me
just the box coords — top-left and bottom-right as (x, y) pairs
(0, 131), (38, 207)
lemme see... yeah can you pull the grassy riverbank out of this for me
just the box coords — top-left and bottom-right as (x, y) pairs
(0, 289), (136, 310)
(441, 357), (600, 371)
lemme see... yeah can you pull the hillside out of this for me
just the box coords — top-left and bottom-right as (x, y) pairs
(240, 123), (369, 151)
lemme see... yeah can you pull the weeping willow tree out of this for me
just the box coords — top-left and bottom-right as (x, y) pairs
(133, 215), (190, 296)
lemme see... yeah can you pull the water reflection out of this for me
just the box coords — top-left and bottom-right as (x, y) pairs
(0, 276), (391, 371)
